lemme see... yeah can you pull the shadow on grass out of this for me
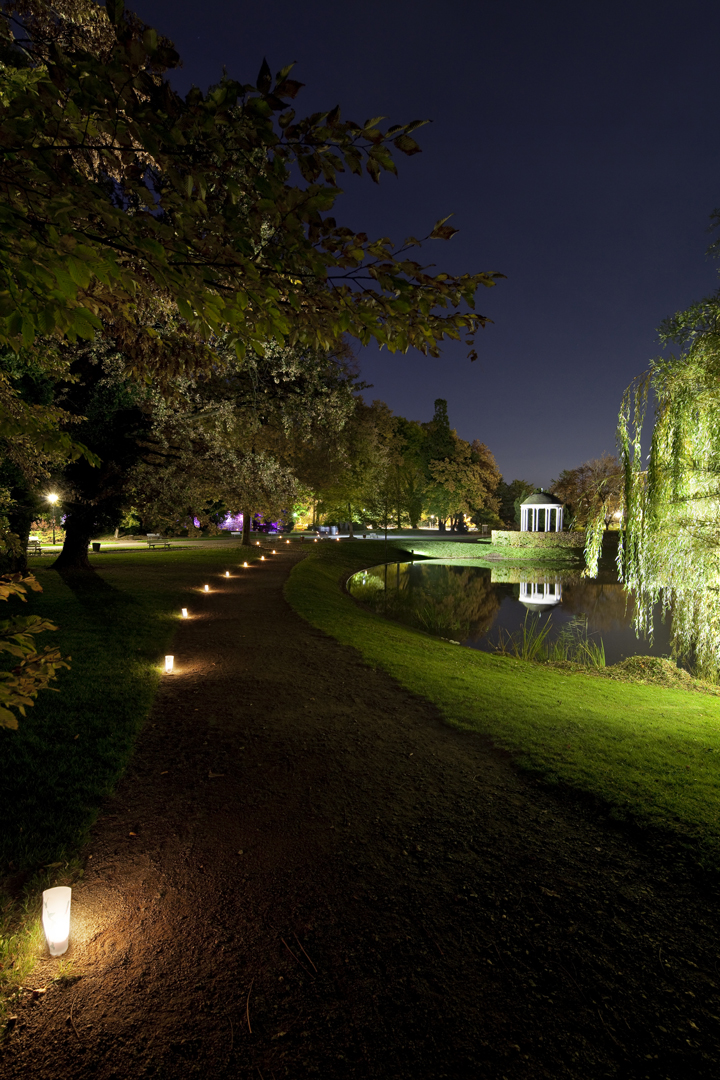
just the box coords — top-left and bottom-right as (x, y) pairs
(53, 565), (133, 611)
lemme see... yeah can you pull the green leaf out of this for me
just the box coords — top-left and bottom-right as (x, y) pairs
(393, 134), (422, 156)
(21, 314), (35, 348)
(430, 216), (459, 241)
(256, 58), (272, 94)
(105, 0), (125, 26)
(0, 707), (19, 731)
(366, 158), (381, 184)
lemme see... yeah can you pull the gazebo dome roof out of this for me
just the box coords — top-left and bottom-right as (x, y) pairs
(521, 491), (563, 506)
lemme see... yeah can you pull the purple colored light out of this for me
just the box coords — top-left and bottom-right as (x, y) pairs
(220, 513), (244, 531)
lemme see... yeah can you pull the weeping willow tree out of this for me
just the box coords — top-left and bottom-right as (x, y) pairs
(586, 288), (720, 673)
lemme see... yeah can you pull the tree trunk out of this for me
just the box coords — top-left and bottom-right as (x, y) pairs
(241, 509), (252, 546)
(51, 509), (94, 571)
(347, 503), (354, 539)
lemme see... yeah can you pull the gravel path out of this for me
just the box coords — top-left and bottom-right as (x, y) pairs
(3, 546), (720, 1078)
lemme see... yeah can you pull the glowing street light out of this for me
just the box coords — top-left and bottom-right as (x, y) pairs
(181, 608), (188, 618)
(225, 571), (230, 577)
(165, 655), (174, 673)
(204, 584), (209, 592)
(243, 561), (248, 568)
(261, 556), (265, 561)
(46, 493), (59, 545)
(42, 886), (71, 956)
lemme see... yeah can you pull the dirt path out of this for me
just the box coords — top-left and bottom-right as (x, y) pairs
(3, 547), (720, 1078)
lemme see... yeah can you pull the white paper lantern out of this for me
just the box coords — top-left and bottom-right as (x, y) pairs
(42, 886), (71, 957)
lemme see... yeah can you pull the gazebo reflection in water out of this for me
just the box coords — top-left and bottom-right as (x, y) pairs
(518, 579), (563, 610)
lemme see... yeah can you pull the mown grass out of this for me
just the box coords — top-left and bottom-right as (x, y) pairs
(0, 544), (260, 1017)
(286, 541), (720, 868)
(398, 537), (584, 565)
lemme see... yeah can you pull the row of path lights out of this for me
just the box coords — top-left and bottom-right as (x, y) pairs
(44, 547), (286, 959)
(164, 545), (280, 676)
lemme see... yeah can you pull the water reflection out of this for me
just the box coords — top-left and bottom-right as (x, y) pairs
(348, 561), (672, 664)
(518, 579), (563, 609)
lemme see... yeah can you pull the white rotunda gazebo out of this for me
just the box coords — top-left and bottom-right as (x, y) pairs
(520, 491), (564, 533)
(518, 579), (563, 610)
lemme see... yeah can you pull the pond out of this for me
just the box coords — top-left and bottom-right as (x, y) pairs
(347, 561), (674, 665)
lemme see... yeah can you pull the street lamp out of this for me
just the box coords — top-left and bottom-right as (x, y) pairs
(46, 493), (59, 545)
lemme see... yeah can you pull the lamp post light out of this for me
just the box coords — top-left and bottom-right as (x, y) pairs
(181, 608), (188, 618)
(225, 571), (230, 577)
(204, 584), (209, 592)
(165, 655), (174, 673)
(46, 493), (59, 545)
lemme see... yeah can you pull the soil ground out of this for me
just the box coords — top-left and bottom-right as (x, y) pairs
(2, 545), (720, 1079)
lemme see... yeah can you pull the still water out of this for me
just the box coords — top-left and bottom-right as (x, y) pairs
(348, 561), (673, 665)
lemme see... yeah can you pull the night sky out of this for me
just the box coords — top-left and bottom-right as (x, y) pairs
(133, 0), (720, 486)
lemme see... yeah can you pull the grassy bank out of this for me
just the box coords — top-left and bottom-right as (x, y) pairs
(285, 541), (720, 867)
(0, 545), (261, 1016)
(400, 537), (583, 565)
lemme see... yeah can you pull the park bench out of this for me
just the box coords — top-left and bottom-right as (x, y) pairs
(27, 538), (43, 556)
(146, 533), (171, 549)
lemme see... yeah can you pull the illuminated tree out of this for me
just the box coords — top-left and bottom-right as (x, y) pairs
(551, 454), (622, 530)
(588, 277), (720, 673)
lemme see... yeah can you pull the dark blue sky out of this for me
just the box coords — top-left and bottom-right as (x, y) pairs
(134, 0), (720, 485)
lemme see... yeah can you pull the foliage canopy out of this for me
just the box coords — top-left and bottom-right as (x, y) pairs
(0, 0), (501, 385)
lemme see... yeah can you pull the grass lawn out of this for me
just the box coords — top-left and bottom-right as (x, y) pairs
(397, 537), (585, 565)
(286, 540), (720, 869)
(0, 545), (262, 1013)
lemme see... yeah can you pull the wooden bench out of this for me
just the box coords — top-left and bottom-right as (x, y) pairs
(146, 533), (171, 549)
(27, 541), (43, 556)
